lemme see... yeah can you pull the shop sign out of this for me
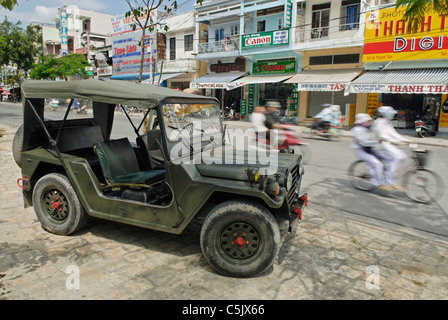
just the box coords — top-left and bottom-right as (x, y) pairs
(111, 11), (156, 36)
(190, 82), (237, 90)
(253, 60), (295, 75)
(364, 6), (448, 62)
(440, 96), (448, 128)
(240, 99), (247, 117)
(242, 30), (289, 50)
(210, 58), (245, 73)
(284, 0), (292, 29)
(349, 83), (448, 94)
(75, 47), (86, 54)
(248, 84), (255, 114)
(60, 8), (68, 56)
(295, 83), (347, 91)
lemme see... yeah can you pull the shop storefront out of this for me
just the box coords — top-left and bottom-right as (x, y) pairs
(286, 68), (363, 121)
(347, 68), (448, 129)
(231, 59), (298, 118)
(348, 6), (448, 132)
(190, 58), (248, 111)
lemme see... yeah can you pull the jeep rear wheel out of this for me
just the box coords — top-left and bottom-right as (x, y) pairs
(200, 200), (280, 278)
(33, 173), (87, 235)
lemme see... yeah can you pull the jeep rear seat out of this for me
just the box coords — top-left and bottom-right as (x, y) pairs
(49, 125), (104, 167)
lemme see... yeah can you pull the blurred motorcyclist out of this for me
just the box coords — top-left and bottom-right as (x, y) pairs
(329, 105), (342, 126)
(351, 113), (390, 191)
(371, 106), (409, 190)
(312, 103), (332, 133)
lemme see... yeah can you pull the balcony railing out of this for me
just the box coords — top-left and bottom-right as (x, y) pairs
(198, 38), (239, 54)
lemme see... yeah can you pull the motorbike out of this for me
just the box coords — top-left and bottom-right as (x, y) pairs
(49, 99), (59, 111)
(414, 116), (436, 138)
(221, 107), (240, 120)
(76, 104), (88, 114)
(302, 121), (341, 141)
(253, 124), (311, 164)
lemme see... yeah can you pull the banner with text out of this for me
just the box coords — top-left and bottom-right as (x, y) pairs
(364, 6), (448, 62)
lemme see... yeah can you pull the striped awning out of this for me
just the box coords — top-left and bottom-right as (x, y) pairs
(347, 68), (448, 94)
(190, 72), (247, 90)
(285, 68), (363, 91)
(231, 74), (294, 86)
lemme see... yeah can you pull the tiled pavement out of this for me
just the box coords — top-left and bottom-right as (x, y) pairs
(0, 123), (447, 300)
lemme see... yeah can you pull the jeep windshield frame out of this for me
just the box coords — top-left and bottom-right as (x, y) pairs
(158, 98), (223, 163)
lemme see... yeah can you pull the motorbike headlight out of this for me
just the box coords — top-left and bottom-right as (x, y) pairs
(284, 169), (292, 191)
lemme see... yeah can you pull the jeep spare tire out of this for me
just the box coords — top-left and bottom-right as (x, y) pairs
(200, 200), (280, 278)
(12, 124), (23, 168)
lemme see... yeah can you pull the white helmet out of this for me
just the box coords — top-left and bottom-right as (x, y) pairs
(354, 113), (372, 125)
(377, 106), (397, 120)
(330, 105), (340, 111)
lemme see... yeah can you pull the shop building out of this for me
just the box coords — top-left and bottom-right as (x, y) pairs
(285, 0), (375, 125)
(52, 5), (113, 77)
(346, 5), (448, 133)
(193, 0), (302, 117)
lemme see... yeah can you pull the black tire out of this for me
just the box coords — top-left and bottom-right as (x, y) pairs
(200, 200), (280, 278)
(33, 173), (87, 235)
(348, 160), (375, 191)
(402, 168), (445, 204)
(12, 124), (23, 168)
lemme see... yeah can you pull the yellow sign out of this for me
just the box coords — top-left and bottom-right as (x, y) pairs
(364, 6), (448, 62)
(440, 95), (448, 128)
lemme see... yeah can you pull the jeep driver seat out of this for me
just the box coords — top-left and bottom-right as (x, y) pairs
(94, 138), (165, 186)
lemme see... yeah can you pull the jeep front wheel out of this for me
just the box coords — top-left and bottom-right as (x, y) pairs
(200, 200), (280, 278)
(33, 173), (87, 235)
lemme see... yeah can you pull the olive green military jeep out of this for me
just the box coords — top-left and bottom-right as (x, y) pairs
(15, 79), (307, 277)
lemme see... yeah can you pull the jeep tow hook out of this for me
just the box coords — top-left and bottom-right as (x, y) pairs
(288, 193), (308, 233)
(17, 177), (30, 191)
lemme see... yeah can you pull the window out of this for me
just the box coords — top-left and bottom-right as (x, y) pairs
(311, 3), (330, 39)
(340, 0), (360, 30)
(230, 25), (239, 36)
(83, 19), (90, 32)
(184, 34), (193, 51)
(278, 18), (283, 30)
(309, 54), (360, 66)
(169, 37), (176, 60)
(215, 28), (224, 41)
(257, 20), (266, 32)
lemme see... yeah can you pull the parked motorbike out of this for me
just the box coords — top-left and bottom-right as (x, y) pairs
(415, 116), (436, 138)
(221, 107), (240, 120)
(49, 99), (59, 111)
(76, 104), (88, 114)
(254, 124), (311, 164)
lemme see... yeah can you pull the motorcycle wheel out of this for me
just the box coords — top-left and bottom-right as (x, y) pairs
(418, 128), (430, 138)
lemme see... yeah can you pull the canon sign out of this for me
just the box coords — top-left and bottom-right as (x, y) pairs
(245, 35), (271, 47)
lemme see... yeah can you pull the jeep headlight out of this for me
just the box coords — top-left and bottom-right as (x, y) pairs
(246, 168), (259, 183)
(284, 169), (292, 191)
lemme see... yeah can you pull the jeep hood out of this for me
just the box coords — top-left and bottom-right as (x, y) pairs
(195, 147), (299, 181)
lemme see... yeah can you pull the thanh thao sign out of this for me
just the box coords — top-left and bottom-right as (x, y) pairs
(364, 6), (448, 62)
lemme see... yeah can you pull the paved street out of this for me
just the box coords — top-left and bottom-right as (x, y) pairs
(1, 116), (448, 301)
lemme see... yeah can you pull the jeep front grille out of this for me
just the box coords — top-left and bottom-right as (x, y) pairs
(286, 161), (300, 209)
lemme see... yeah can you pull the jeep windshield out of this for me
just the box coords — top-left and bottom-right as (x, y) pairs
(162, 102), (223, 161)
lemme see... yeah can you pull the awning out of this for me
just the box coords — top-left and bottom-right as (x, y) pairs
(231, 74), (294, 87)
(142, 72), (185, 84)
(190, 72), (247, 90)
(347, 68), (448, 94)
(285, 68), (363, 92)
